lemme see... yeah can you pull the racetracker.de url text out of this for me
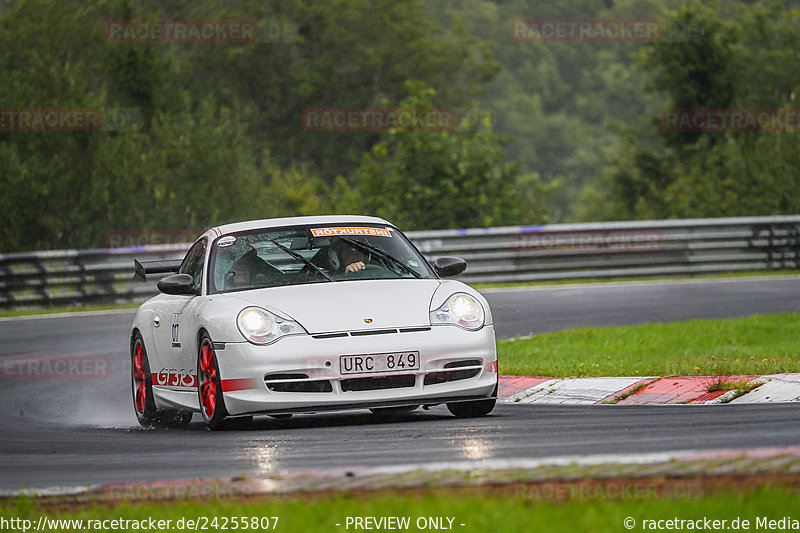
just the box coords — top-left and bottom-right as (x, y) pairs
(626, 516), (799, 530)
(0, 516), (279, 531)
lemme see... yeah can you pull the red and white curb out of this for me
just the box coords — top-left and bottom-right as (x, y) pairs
(505, 377), (652, 405)
(498, 374), (800, 404)
(727, 373), (800, 404)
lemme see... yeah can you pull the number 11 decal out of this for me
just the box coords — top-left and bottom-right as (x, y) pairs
(171, 313), (181, 348)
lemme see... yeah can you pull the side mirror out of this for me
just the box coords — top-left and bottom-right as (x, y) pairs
(157, 273), (199, 296)
(432, 256), (467, 278)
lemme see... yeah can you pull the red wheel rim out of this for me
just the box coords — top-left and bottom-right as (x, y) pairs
(199, 341), (217, 418)
(132, 340), (146, 414)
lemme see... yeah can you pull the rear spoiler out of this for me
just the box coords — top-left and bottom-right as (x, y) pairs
(133, 259), (183, 282)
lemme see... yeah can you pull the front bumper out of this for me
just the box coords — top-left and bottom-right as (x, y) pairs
(214, 325), (498, 416)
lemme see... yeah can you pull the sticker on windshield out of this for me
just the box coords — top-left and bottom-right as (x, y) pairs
(217, 236), (236, 247)
(311, 227), (392, 238)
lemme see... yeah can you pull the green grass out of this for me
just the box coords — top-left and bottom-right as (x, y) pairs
(498, 312), (800, 377)
(472, 269), (800, 290)
(706, 377), (763, 393)
(1, 486), (797, 533)
(0, 302), (139, 318)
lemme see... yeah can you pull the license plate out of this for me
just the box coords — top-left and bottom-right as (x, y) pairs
(339, 351), (420, 375)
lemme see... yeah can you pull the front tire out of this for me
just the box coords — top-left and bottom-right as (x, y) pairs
(131, 332), (192, 428)
(446, 383), (497, 418)
(198, 334), (229, 431)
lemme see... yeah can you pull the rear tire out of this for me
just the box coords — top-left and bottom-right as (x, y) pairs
(131, 332), (192, 429)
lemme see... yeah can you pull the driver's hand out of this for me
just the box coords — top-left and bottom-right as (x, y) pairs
(345, 261), (365, 273)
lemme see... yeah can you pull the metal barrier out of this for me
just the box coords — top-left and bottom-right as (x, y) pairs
(2, 215), (800, 310)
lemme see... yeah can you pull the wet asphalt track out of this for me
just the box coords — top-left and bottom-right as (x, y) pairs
(1, 277), (799, 490)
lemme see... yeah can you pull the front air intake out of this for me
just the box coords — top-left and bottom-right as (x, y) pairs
(264, 373), (332, 393)
(424, 360), (482, 386)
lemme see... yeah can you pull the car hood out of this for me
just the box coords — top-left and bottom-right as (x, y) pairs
(225, 279), (442, 334)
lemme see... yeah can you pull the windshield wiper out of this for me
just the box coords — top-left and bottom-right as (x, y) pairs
(264, 238), (334, 282)
(338, 236), (422, 279)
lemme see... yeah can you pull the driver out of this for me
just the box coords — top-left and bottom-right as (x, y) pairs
(341, 244), (366, 273)
(330, 237), (367, 274)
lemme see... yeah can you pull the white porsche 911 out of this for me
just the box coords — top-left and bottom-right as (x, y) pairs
(130, 215), (498, 430)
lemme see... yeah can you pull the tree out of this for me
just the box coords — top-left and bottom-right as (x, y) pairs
(597, 1), (800, 220)
(352, 83), (549, 230)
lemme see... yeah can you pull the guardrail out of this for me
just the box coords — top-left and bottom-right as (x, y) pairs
(2, 215), (800, 310)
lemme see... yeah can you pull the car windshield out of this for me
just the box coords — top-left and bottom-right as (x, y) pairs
(207, 223), (435, 294)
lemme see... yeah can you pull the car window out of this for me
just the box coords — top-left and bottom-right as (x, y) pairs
(208, 224), (435, 294)
(179, 238), (207, 288)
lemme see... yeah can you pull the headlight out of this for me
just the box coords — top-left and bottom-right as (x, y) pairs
(236, 307), (306, 345)
(430, 293), (485, 330)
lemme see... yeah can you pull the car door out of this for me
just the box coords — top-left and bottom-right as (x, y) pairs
(150, 238), (207, 391)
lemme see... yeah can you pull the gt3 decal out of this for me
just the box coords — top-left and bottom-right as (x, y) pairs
(154, 367), (197, 388)
(310, 227), (392, 238)
(152, 369), (258, 392)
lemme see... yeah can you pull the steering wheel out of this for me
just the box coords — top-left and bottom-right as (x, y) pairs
(342, 264), (392, 279)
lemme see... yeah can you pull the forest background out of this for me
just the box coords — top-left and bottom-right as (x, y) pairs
(2, 0), (799, 251)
